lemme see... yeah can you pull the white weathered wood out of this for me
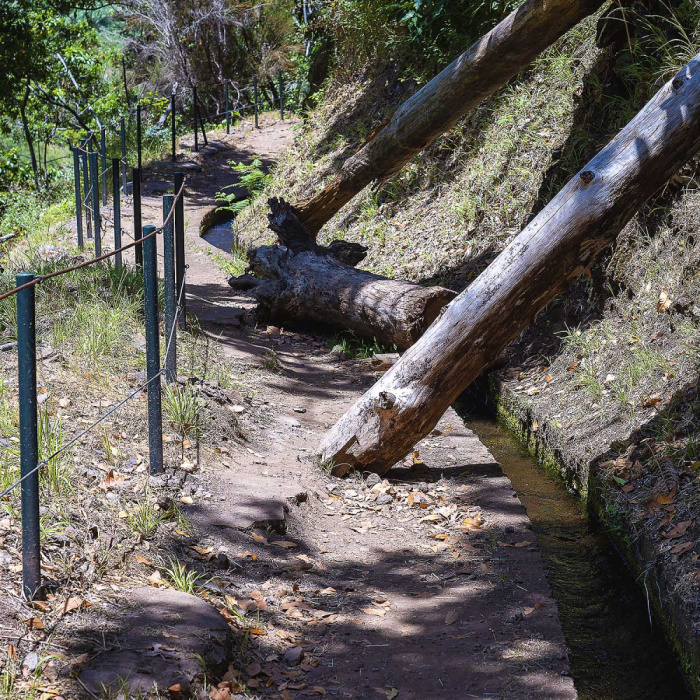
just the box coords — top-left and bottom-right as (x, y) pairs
(319, 54), (700, 476)
(293, 0), (606, 235)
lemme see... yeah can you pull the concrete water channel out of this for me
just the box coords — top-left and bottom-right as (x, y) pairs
(460, 408), (690, 699)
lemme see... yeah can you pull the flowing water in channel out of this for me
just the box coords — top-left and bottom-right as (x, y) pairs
(459, 409), (690, 700)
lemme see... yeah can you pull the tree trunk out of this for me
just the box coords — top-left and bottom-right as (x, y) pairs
(19, 84), (40, 189)
(245, 245), (456, 350)
(319, 54), (700, 477)
(238, 198), (456, 349)
(292, 0), (606, 236)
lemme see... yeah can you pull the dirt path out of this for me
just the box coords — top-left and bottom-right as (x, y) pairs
(95, 116), (577, 698)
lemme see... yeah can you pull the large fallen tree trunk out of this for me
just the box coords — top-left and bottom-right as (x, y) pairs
(237, 199), (457, 349)
(248, 245), (456, 349)
(319, 54), (700, 477)
(292, 0), (606, 236)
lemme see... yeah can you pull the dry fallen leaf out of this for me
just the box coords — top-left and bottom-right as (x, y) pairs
(24, 617), (44, 630)
(273, 541), (298, 548)
(362, 607), (386, 617)
(460, 515), (484, 530)
(444, 610), (459, 625)
(386, 688), (399, 700)
(148, 570), (162, 586)
(99, 469), (124, 491)
(252, 532), (268, 545)
(59, 596), (85, 617)
(657, 290), (672, 313)
(670, 541), (695, 556)
(664, 520), (691, 539)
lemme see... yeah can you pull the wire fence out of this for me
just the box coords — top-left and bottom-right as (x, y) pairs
(0, 167), (189, 601)
(0, 68), (289, 601)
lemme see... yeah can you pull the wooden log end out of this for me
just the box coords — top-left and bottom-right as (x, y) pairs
(266, 197), (318, 253)
(325, 240), (368, 266)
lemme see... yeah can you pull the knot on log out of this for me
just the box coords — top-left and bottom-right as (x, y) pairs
(672, 77), (684, 91)
(579, 170), (596, 185)
(376, 391), (397, 411)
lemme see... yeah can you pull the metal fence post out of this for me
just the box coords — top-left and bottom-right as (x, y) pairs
(171, 92), (177, 162)
(100, 125), (107, 207)
(72, 147), (84, 250)
(193, 88), (199, 153)
(162, 194), (177, 383)
(199, 103), (208, 147)
(254, 76), (259, 129)
(16, 273), (41, 601)
(120, 117), (127, 194)
(142, 225), (163, 475)
(279, 70), (284, 120)
(225, 82), (230, 134)
(133, 167), (143, 268)
(81, 146), (91, 240)
(89, 151), (101, 257)
(137, 104), (142, 170)
(112, 158), (122, 269)
(173, 171), (186, 331)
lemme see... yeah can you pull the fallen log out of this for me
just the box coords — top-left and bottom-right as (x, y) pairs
(319, 53), (700, 477)
(233, 198), (457, 349)
(244, 245), (456, 350)
(291, 0), (606, 236)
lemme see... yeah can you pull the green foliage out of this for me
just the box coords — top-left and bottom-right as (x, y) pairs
(165, 559), (207, 594)
(163, 384), (204, 440)
(127, 497), (165, 539)
(216, 158), (272, 215)
(322, 0), (518, 78)
(0, 150), (34, 188)
(328, 330), (394, 359)
(38, 409), (71, 494)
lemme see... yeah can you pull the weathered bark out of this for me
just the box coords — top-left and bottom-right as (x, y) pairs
(319, 54), (700, 477)
(245, 245), (456, 350)
(235, 197), (457, 349)
(292, 0), (606, 235)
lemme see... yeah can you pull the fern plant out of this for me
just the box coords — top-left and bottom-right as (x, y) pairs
(216, 157), (272, 215)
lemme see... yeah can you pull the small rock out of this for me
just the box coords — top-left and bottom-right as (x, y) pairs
(504, 525), (515, 534)
(325, 483), (337, 492)
(506, 611), (524, 624)
(293, 407), (307, 414)
(343, 489), (358, 499)
(365, 473), (381, 488)
(376, 493), (393, 506)
(23, 651), (39, 671)
(283, 646), (304, 667)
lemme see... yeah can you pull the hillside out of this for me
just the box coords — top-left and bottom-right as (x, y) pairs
(235, 3), (700, 692)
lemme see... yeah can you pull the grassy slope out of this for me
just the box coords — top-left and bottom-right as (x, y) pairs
(236, 7), (700, 691)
